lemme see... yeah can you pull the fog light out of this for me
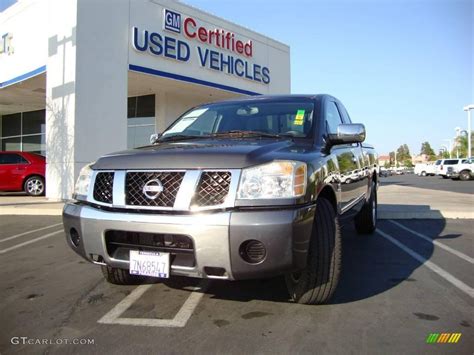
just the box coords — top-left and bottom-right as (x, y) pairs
(70, 228), (80, 247)
(239, 240), (266, 264)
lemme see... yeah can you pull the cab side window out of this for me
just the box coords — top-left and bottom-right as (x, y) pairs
(337, 103), (352, 124)
(325, 101), (343, 135)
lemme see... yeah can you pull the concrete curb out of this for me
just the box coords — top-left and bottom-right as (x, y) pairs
(378, 211), (474, 220)
(0, 208), (63, 216)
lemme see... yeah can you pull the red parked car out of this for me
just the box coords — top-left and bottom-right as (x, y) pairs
(0, 151), (46, 196)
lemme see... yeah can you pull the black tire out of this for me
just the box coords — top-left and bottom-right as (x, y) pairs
(355, 181), (377, 234)
(421, 171), (426, 177)
(285, 198), (341, 305)
(101, 265), (149, 285)
(459, 170), (472, 181)
(442, 175), (448, 179)
(24, 176), (45, 196)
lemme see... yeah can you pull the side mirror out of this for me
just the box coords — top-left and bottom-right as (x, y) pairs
(328, 123), (366, 146)
(150, 133), (161, 144)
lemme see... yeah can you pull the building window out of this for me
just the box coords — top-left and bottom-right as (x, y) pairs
(0, 109), (46, 155)
(128, 94), (155, 118)
(127, 94), (155, 148)
(2, 113), (21, 136)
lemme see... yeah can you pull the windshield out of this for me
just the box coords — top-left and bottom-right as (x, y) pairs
(160, 101), (314, 140)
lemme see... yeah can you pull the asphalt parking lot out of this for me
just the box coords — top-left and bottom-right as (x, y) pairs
(380, 174), (474, 194)
(0, 214), (472, 354)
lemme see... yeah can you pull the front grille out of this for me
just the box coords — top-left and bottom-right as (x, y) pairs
(105, 230), (195, 267)
(93, 172), (114, 203)
(125, 171), (185, 207)
(193, 171), (231, 206)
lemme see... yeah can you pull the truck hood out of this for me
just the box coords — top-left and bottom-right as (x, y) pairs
(93, 138), (314, 170)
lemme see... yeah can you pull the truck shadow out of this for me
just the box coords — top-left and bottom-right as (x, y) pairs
(329, 218), (453, 304)
(165, 216), (457, 305)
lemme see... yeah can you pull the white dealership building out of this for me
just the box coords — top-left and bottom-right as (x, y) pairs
(0, 0), (290, 199)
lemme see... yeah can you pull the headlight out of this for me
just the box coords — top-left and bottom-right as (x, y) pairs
(74, 163), (94, 200)
(237, 161), (307, 199)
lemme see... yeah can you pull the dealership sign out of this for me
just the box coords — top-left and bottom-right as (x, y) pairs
(131, 9), (270, 84)
(0, 33), (14, 56)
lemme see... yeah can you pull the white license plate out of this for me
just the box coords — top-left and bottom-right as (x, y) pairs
(129, 250), (170, 278)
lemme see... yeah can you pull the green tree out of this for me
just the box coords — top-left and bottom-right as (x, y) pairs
(389, 151), (395, 166)
(384, 161), (390, 169)
(438, 150), (449, 159)
(404, 160), (414, 168)
(420, 141), (436, 160)
(452, 133), (474, 158)
(396, 144), (411, 163)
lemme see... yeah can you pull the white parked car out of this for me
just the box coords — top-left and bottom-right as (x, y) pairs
(415, 162), (436, 176)
(446, 158), (474, 181)
(436, 159), (465, 178)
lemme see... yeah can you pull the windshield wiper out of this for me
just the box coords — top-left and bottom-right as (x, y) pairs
(158, 131), (297, 143)
(157, 134), (207, 143)
(209, 130), (294, 139)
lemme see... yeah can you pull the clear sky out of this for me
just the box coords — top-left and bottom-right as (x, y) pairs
(0, 0), (16, 12)
(186, 0), (473, 156)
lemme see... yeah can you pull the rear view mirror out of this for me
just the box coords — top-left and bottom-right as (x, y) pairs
(328, 124), (366, 146)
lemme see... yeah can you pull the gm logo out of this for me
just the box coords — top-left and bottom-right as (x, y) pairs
(164, 9), (181, 33)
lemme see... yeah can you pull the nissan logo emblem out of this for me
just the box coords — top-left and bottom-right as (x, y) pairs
(142, 179), (164, 200)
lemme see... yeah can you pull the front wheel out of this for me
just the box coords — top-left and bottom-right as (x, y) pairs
(101, 266), (149, 285)
(285, 198), (341, 305)
(355, 181), (377, 234)
(459, 170), (472, 181)
(421, 171), (426, 177)
(24, 176), (45, 196)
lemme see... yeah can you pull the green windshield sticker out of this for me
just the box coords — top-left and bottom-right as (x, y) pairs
(294, 110), (305, 126)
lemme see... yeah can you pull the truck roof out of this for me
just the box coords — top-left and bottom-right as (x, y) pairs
(209, 94), (330, 105)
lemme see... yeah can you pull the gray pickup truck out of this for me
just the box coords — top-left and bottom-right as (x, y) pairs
(63, 94), (378, 304)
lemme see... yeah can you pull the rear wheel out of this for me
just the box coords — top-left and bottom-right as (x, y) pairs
(285, 198), (341, 305)
(442, 175), (448, 179)
(421, 171), (426, 177)
(355, 181), (377, 234)
(101, 266), (149, 285)
(24, 176), (45, 196)
(459, 170), (472, 181)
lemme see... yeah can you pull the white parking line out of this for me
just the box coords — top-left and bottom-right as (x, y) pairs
(388, 220), (474, 264)
(376, 228), (474, 298)
(0, 223), (63, 243)
(0, 230), (63, 254)
(98, 281), (207, 327)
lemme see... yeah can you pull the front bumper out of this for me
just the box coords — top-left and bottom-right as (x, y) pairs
(63, 203), (315, 280)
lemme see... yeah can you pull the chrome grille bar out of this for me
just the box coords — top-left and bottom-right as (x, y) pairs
(89, 169), (241, 211)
